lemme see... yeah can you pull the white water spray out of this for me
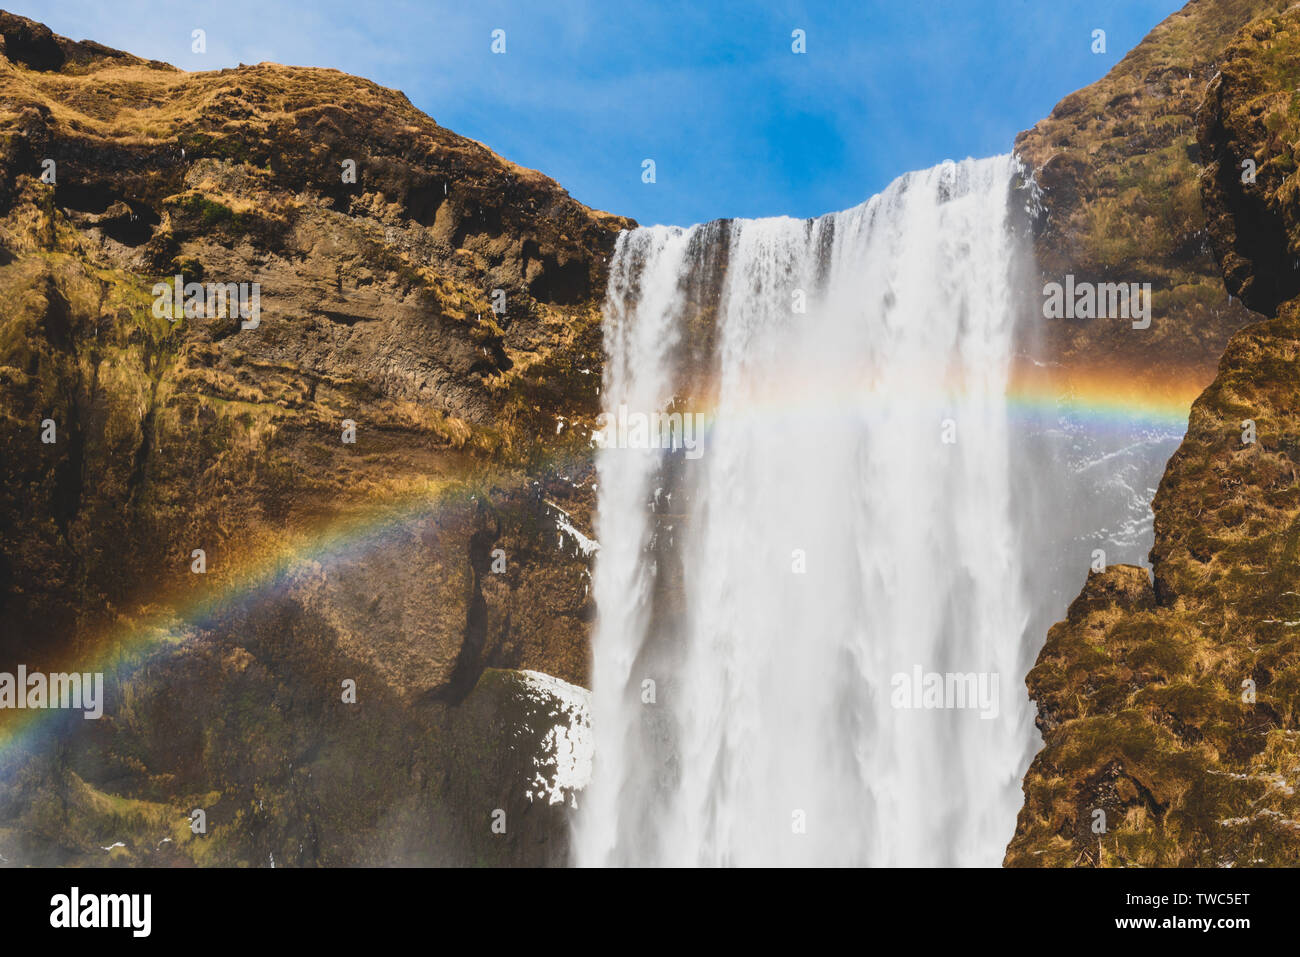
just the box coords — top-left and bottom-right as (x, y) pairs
(575, 156), (1042, 866)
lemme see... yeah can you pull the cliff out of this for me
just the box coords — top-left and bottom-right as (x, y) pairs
(1012, 0), (1272, 397)
(1007, 0), (1300, 866)
(0, 12), (622, 865)
(5, 0), (1297, 868)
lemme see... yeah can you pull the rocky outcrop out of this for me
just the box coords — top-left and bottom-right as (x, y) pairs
(1013, 0), (1269, 395)
(10, 0), (1298, 869)
(0, 12), (622, 865)
(1007, 2), (1300, 867)
(1198, 6), (1300, 315)
(1007, 309), (1300, 866)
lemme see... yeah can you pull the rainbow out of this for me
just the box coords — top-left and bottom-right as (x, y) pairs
(1006, 369), (1200, 431)
(0, 484), (474, 765)
(0, 364), (1210, 762)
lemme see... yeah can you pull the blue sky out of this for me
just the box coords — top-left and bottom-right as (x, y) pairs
(29, 1), (1183, 226)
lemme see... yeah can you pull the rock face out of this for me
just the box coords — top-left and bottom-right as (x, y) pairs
(1199, 6), (1300, 315)
(0, 13), (625, 865)
(6, 0), (1299, 869)
(1007, 2), (1300, 867)
(1013, 0), (1267, 395)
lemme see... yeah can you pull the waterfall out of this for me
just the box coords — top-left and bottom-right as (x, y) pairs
(574, 155), (1043, 866)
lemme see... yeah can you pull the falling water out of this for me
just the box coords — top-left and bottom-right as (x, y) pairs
(574, 155), (1046, 866)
